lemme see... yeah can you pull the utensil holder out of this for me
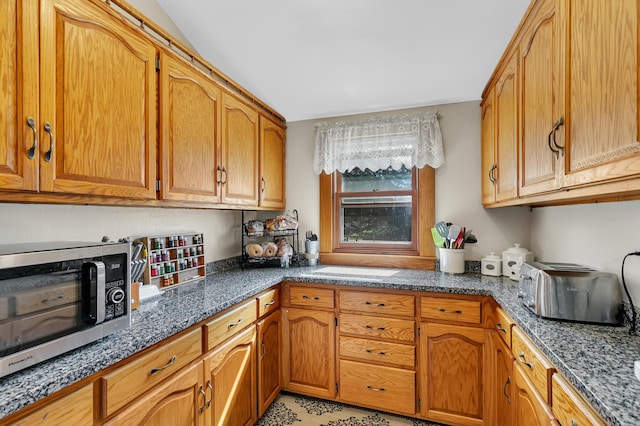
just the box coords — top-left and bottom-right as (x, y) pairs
(440, 248), (465, 274)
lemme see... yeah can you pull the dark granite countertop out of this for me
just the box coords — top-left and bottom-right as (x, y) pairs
(1, 265), (638, 425)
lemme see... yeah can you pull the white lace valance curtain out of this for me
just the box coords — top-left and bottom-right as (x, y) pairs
(313, 112), (444, 175)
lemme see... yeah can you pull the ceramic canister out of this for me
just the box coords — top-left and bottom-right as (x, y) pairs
(481, 252), (502, 276)
(502, 243), (534, 280)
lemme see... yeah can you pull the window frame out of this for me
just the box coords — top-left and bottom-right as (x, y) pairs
(319, 166), (436, 269)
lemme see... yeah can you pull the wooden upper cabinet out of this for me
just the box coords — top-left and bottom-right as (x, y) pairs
(494, 51), (519, 202)
(221, 93), (259, 206)
(39, 0), (157, 199)
(0, 0), (39, 192)
(159, 52), (221, 203)
(519, 0), (562, 197)
(562, 0), (640, 187)
(481, 87), (497, 205)
(259, 115), (286, 209)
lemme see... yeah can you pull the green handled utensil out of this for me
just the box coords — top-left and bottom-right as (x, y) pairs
(431, 227), (445, 248)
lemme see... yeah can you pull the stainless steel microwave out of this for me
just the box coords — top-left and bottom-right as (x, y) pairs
(0, 241), (131, 378)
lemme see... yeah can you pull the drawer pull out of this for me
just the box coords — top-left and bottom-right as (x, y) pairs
(148, 355), (177, 376)
(206, 380), (213, 408)
(366, 385), (386, 392)
(365, 349), (386, 356)
(264, 300), (276, 307)
(496, 323), (507, 334)
(198, 385), (206, 414)
(365, 325), (386, 331)
(518, 352), (533, 369)
(570, 420), (577, 426)
(365, 301), (386, 307)
(228, 318), (243, 329)
(302, 295), (320, 300)
(438, 308), (462, 314)
(503, 376), (511, 404)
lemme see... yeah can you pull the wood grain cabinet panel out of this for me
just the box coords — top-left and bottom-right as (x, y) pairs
(205, 299), (257, 351)
(11, 384), (93, 426)
(257, 310), (281, 417)
(220, 92), (259, 206)
(159, 52), (221, 203)
(511, 327), (555, 404)
(495, 332), (515, 426)
(420, 296), (482, 325)
(495, 307), (514, 348)
(282, 307), (336, 399)
(481, 87), (497, 205)
(100, 328), (202, 417)
(288, 286), (335, 309)
(551, 373), (606, 426)
(339, 336), (414, 368)
(257, 287), (279, 318)
(513, 363), (556, 426)
(339, 313), (415, 342)
(259, 115), (286, 209)
(39, 0), (157, 199)
(0, 0), (39, 192)
(339, 359), (415, 415)
(339, 290), (414, 317)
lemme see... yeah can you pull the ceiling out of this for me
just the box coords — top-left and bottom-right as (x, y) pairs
(157, 0), (531, 122)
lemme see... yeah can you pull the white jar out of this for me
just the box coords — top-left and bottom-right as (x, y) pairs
(481, 252), (502, 276)
(502, 243), (534, 279)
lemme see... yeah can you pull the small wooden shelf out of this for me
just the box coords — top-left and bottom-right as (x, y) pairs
(133, 232), (206, 289)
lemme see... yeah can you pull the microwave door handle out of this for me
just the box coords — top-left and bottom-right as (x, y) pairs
(83, 261), (106, 324)
(95, 261), (105, 324)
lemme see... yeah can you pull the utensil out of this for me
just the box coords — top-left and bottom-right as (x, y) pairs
(454, 227), (465, 249)
(430, 228), (445, 248)
(447, 224), (461, 249)
(131, 242), (143, 261)
(435, 221), (449, 238)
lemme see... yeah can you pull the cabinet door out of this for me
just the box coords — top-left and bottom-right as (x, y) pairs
(519, 0), (563, 196)
(494, 52), (519, 202)
(159, 52), (221, 203)
(0, 0), (39, 191)
(420, 322), (489, 425)
(11, 385), (93, 426)
(204, 326), (256, 426)
(257, 310), (281, 416)
(39, 0), (157, 198)
(259, 115), (286, 209)
(562, 0), (640, 187)
(104, 362), (204, 426)
(481, 87), (496, 205)
(221, 93), (259, 206)
(495, 333), (514, 426)
(513, 363), (556, 426)
(282, 307), (336, 399)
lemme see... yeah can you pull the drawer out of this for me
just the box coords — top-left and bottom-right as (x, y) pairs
(552, 373), (606, 426)
(339, 290), (414, 317)
(339, 336), (415, 368)
(289, 286), (334, 309)
(257, 287), (279, 318)
(339, 359), (415, 415)
(421, 296), (481, 325)
(12, 384), (93, 426)
(495, 307), (514, 347)
(512, 326), (555, 403)
(340, 313), (415, 342)
(206, 298), (257, 350)
(101, 328), (202, 417)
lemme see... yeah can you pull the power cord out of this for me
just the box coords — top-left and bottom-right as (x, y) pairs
(621, 251), (640, 335)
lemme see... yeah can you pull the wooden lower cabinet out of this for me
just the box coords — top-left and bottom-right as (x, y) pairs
(281, 307), (336, 399)
(257, 310), (281, 417)
(204, 326), (257, 426)
(495, 332), (515, 426)
(104, 362), (204, 426)
(9, 384), (93, 426)
(513, 363), (556, 425)
(420, 322), (490, 425)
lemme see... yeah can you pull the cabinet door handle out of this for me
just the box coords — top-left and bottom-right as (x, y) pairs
(260, 340), (266, 360)
(302, 295), (320, 300)
(503, 376), (511, 404)
(198, 385), (207, 414)
(496, 323), (507, 334)
(366, 385), (385, 392)
(206, 380), (213, 408)
(228, 318), (243, 329)
(438, 308), (462, 314)
(365, 325), (386, 331)
(489, 164), (497, 184)
(221, 167), (227, 184)
(550, 116), (564, 157)
(264, 300), (276, 307)
(216, 166), (222, 184)
(43, 122), (54, 162)
(518, 352), (533, 369)
(261, 176), (266, 193)
(365, 349), (386, 356)
(26, 117), (37, 159)
(148, 355), (177, 376)
(365, 301), (386, 307)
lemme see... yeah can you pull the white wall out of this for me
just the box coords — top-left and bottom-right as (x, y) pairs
(531, 201), (640, 302)
(285, 101), (532, 262)
(125, 0), (195, 51)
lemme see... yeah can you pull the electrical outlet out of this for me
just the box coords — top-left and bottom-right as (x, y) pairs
(635, 361), (640, 382)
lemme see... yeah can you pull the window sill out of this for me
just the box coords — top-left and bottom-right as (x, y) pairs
(319, 252), (435, 270)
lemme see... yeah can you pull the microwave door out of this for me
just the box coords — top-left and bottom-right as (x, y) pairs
(81, 261), (105, 324)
